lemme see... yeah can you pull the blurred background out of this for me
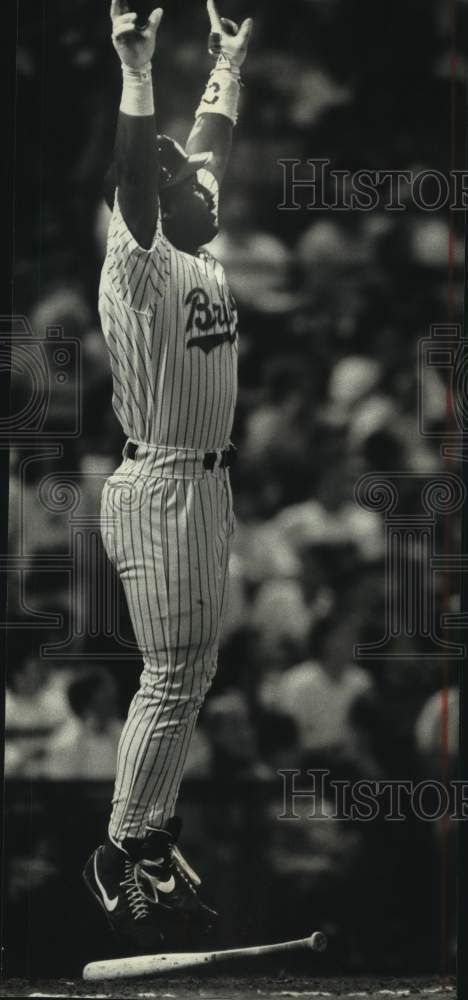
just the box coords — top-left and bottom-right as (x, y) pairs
(4, 0), (467, 979)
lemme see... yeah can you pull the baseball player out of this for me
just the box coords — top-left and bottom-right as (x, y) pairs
(83, 0), (254, 954)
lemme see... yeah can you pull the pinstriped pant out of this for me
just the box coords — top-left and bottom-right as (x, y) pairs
(101, 445), (235, 840)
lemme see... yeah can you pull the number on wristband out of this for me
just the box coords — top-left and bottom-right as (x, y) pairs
(203, 82), (221, 106)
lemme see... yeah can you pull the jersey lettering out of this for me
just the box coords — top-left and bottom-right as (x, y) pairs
(185, 287), (237, 353)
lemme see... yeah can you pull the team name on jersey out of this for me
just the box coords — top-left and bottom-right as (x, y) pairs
(185, 287), (238, 354)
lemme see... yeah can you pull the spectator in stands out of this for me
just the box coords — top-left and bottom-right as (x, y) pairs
(260, 613), (380, 778)
(5, 655), (70, 777)
(209, 187), (298, 310)
(43, 668), (122, 779)
(204, 690), (270, 782)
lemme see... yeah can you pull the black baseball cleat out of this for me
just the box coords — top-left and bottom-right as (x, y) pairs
(83, 836), (162, 954)
(134, 817), (217, 925)
(83, 817), (217, 953)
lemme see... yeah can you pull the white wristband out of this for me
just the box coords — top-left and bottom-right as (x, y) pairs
(195, 55), (241, 126)
(120, 62), (155, 117)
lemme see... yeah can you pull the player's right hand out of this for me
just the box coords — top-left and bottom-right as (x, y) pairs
(111, 0), (163, 70)
(206, 0), (253, 69)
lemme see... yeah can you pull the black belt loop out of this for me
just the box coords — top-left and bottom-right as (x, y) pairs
(203, 445), (237, 471)
(125, 441), (236, 469)
(203, 452), (217, 472)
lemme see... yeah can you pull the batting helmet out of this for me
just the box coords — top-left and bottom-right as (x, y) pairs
(104, 134), (213, 208)
(156, 135), (213, 189)
(103, 134), (218, 250)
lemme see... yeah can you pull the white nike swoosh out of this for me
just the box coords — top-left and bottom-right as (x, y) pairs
(94, 851), (119, 912)
(155, 875), (176, 894)
(140, 870), (176, 897)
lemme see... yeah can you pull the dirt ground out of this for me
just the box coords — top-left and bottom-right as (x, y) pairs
(0, 976), (456, 999)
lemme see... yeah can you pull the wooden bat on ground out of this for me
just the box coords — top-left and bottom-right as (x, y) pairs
(83, 930), (327, 981)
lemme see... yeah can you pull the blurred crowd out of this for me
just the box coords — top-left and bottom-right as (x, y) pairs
(4, 0), (466, 967)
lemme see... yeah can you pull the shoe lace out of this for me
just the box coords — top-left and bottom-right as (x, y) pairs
(120, 860), (150, 921)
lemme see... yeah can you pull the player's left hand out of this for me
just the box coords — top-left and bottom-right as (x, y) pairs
(206, 0), (253, 69)
(111, 0), (164, 70)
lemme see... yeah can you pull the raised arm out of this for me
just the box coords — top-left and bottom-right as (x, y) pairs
(110, 0), (163, 249)
(185, 0), (253, 185)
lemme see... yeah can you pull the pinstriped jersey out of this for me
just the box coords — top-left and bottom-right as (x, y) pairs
(98, 194), (239, 451)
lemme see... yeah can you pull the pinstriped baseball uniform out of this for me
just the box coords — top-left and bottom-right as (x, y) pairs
(99, 192), (238, 839)
(101, 194), (237, 450)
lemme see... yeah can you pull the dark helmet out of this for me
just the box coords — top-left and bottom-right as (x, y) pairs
(103, 134), (213, 208)
(156, 134), (213, 190)
(103, 134), (218, 250)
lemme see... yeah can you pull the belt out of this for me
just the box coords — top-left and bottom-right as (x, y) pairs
(125, 441), (236, 471)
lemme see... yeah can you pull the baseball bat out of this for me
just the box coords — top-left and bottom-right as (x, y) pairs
(83, 930), (327, 981)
